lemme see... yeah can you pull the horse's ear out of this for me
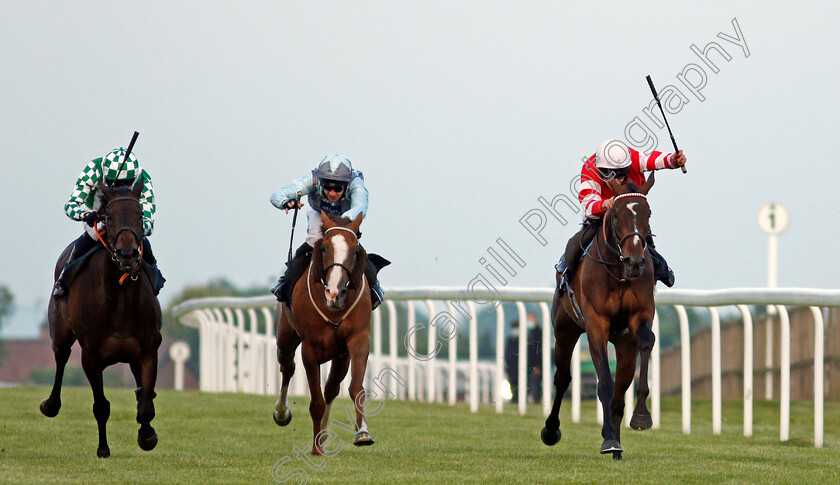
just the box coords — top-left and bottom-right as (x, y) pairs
(640, 171), (655, 195)
(321, 211), (334, 229)
(99, 181), (113, 200)
(130, 177), (144, 198)
(606, 177), (627, 196)
(347, 212), (363, 234)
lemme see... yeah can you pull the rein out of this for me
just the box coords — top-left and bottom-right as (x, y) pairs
(305, 224), (365, 327)
(306, 258), (365, 327)
(94, 196), (144, 285)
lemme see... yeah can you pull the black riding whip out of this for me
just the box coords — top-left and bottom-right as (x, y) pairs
(111, 131), (140, 186)
(286, 192), (303, 265)
(645, 76), (686, 174)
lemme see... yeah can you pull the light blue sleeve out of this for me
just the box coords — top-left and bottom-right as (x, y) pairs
(342, 174), (368, 220)
(270, 173), (314, 209)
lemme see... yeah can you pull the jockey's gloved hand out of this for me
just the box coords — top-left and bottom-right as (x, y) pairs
(83, 211), (100, 226)
(283, 199), (304, 213)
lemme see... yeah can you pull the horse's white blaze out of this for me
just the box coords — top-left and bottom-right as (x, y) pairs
(625, 202), (643, 247)
(325, 234), (349, 294)
(321, 403), (332, 429)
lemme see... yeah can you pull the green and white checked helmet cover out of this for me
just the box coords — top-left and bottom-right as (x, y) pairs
(102, 148), (140, 181)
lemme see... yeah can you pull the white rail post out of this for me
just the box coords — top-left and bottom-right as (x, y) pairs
(468, 301), (478, 412)
(777, 305), (790, 442)
(495, 303), (505, 414)
(651, 311), (661, 429)
(737, 305), (753, 437)
(262, 307), (277, 396)
(810, 306), (824, 448)
(373, 306), (382, 383)
(676, 305), (691, 434)
(516, 301), (527, 415)
(386, 300), (398, 397)
(571, 340), (581, 423)
(425, 300), (437, 404)
(407, 301), (416, 401)
(710, 307), (721, 435)
(446, 302), (458, 406)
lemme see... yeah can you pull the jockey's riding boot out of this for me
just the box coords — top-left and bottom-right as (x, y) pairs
(52, 248), (76, 300)
(649, 247), (675, 287)
(273, 243), (314, 302)
(555, 256), (568, 280)
(370, 280), (384, 310)
(141, 239), (165, 296)
(271, 275), (287, 302)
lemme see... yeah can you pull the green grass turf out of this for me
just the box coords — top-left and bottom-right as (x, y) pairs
(0, 386), (837, 484)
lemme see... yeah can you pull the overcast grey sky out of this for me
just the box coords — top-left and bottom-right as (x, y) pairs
(2, 2), (839, 337)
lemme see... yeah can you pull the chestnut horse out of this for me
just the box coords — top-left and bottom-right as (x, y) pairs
(273, 211), (374, 455)
(40, 181), (162, 458)
(542, 174), (656, 460)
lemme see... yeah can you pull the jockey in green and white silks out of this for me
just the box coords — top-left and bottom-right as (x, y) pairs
(270, 154), (387, 309)
(52, 148), (165, 299)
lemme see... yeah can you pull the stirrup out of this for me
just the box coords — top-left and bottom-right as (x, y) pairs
(52, 281), (67, 299)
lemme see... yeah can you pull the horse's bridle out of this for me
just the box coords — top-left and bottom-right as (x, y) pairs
(319, 226), (359, 286)
(95, 196), (144, 278)
(308, 225), (365, 326)
(600, 193), (649, 264)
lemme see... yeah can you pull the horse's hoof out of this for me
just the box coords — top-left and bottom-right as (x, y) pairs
(612, 451), (623, 461)
(274, 409), (292, 427)
(600, 439), (622, 455)
(630, 412), (653, 430)
(138, 431), (158, 451)
(540, 426), (561, 446)
(97, 447), (111, 459)
(353, 431), (375, 446)
(39, 399), (60, 418)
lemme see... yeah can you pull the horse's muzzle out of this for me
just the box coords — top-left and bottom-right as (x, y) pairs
(324, 286), (348, 311)
(116, 247), (140, 272)
(622, 257), (646, 280)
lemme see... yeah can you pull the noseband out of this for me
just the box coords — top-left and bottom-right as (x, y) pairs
(320, 226), (359, 284)
(603, 193), (649, 263)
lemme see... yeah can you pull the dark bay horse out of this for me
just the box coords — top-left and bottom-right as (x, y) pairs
(273, 211), (374, 455)
(542, 174), (656, 460)
(41, 180), (162, 458)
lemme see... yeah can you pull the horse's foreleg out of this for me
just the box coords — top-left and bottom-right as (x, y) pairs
(630, 322), (655, 430)
(40, 305), (75, 418)
(274, 313), (301, 427)
(347, 335), (374, 447)
(541, 313), (582, 446)
(612, 335), (638, 449)
(81, 352), (110, 458)
(322, 354), (350, 430)
(301, 345), (326, 455)
(131, 352), (159, 451)
(587, 321), (621, 456)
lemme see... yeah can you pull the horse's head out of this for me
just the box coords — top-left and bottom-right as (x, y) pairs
(319, 211), (364, 310)
(605, 173), (655, 280)
(99, 179), (144, 273)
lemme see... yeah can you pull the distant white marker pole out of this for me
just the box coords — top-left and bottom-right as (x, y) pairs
(757, 202), (789, 399)
(169, 341), (191, 391)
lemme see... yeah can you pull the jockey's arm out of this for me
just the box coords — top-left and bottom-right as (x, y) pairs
(342, 175), (368, 220)
(631, 147), (687, 172)
(139, 171), (155, 237)
(270, 173), (314, 213)
(64, 159), (101, 222)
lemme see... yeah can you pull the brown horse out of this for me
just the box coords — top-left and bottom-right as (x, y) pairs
(273, 211), (374, 455)
(40, 180), (162, 458)
(542, 174), (656, 460)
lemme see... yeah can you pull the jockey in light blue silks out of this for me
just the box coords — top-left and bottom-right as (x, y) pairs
(270, 154), (388, 309)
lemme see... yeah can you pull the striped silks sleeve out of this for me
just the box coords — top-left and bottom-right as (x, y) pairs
(139, 171), (155, 236)
(630, 147), (676, 173)
(64, 158), (103, 221)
